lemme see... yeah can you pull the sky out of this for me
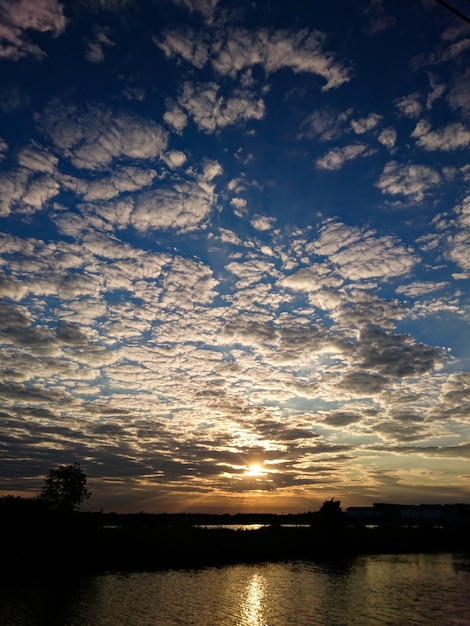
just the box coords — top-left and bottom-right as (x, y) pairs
(0, 0), (469, 514)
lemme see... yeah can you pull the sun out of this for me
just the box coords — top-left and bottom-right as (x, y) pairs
(245, 463), (264, 477)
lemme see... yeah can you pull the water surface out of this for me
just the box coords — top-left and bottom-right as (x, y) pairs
(1, 553), (469, 625)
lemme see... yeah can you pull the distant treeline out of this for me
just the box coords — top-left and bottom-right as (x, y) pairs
(1, 497), (470, 576)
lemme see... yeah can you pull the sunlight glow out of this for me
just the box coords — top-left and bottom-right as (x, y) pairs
(246, 463), (264, 477)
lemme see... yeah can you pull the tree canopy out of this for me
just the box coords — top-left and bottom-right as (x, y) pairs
(318, 498), (344, 526)
(39, 463), (91, 512)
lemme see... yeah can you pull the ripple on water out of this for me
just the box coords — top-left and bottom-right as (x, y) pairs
(1, 554), (469, 626)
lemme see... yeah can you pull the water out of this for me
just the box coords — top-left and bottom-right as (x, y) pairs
(1, 553), (469, 625)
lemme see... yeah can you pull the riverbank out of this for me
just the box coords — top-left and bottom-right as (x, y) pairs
(3, 517), (470, 576)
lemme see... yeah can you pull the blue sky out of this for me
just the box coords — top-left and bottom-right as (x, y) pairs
(0, 0), (469, 513)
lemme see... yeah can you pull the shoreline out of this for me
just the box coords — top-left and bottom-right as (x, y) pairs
(3, 521), (470, 576)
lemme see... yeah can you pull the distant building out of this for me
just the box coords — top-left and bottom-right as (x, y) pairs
(345, 503), (470, 528)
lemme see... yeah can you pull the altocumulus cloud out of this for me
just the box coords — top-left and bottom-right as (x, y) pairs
(0, 0), (469, 513)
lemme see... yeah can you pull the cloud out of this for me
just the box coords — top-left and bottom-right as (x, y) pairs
(426, 73), (445, 109)
(76, 0), (133, 10)
(82, 160), (222, 234)
(299, 107), (353, 141)
(395, 281), (449, 298)
(131, 183), (215, 233)
(65, 165), (158, 201)
(413, 20), (470, 69)
(163, 150), (187, 169)
(437, 372), (470, 416)
(176, 81), (265, 133)
(353, 327), (446, 378)
(38, 101), (169, 169)
(0, 0), (66, 60)
(85, 25), (115, 63)
(411, 120), (470, 151)
(377, 127), (397, 150)
(309, 220), (418, 282)
(1, 0), (470, 508)
(442, 195), (470, 270)
(362, 0), (396, 35)
(315, 144), (374, 170)
(230, 197), (247, 217)
(336, 370), (389, 396)
(0, 167), (59, 216)
(168, 0), (219, 21)
(0, 84), (30, 114)
(18, 145), (59, 173)
(447, 67), (470, 116)
(250, 215), (276, 231)
(154, 28), (209, 68)
(322, 410), (363, 427)
(157, 26), (351, 91)
(163, 105), (188, 133)
(213, 28), (351, 90)
(376, 161), (442, 202)
(0, 136), (7, 160)
(280, 264), (343, 293)
(351, 113), (382, 134)
(394, 93), (422, 118)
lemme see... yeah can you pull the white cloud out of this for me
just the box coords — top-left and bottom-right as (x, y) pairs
(0, 168), (59, 216)
(351, 113), (382, 134)
(154, 29), (209, 68)
(129, 173), (220, 233)
(250, 215), (276, 231)
(202, 160), (223, 181)
(310, 220), (418, 282)
(280, 265), (343, 293)
(411, 120), (470, 151)
(230, 198), (247, 217)
(164, 150), (187, 169)
(18, 145), (58, 173)
(177, 81), (265, 133)
(422, 196), (470, 275)
(38, 102), (169, 170)
(394, 93), (422, 118)
(163, 105), (188, 134)
(66, 166), (158, 201)
(158, 26), (351, 91)
(21, 174), (60, 212)
(212, 28), (351, 90)
(0, 0), (66, 60)
(378, 127), (397, 150)
(376, 161), (442, 202)
(447, 67), (470, 116)
(447, 229), (470, 271)
(315, 144), (373, 170)
(395, 281), (449, 298)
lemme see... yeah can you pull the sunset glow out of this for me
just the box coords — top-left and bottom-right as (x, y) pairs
(246, 464), (264, 478)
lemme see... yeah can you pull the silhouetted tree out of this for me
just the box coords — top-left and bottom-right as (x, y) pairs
(318, 498), (344, 526)
(39, 463), (91, 512)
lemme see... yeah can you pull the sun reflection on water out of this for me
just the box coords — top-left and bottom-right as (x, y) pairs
(240, 573), (268, 626)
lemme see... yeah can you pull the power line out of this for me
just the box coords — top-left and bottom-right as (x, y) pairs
(434, 0), (470, 25)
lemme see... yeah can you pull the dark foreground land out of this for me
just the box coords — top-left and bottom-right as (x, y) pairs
(2, 510), (470, 575)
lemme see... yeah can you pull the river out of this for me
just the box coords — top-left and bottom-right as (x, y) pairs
(1, 553), (469, 625)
